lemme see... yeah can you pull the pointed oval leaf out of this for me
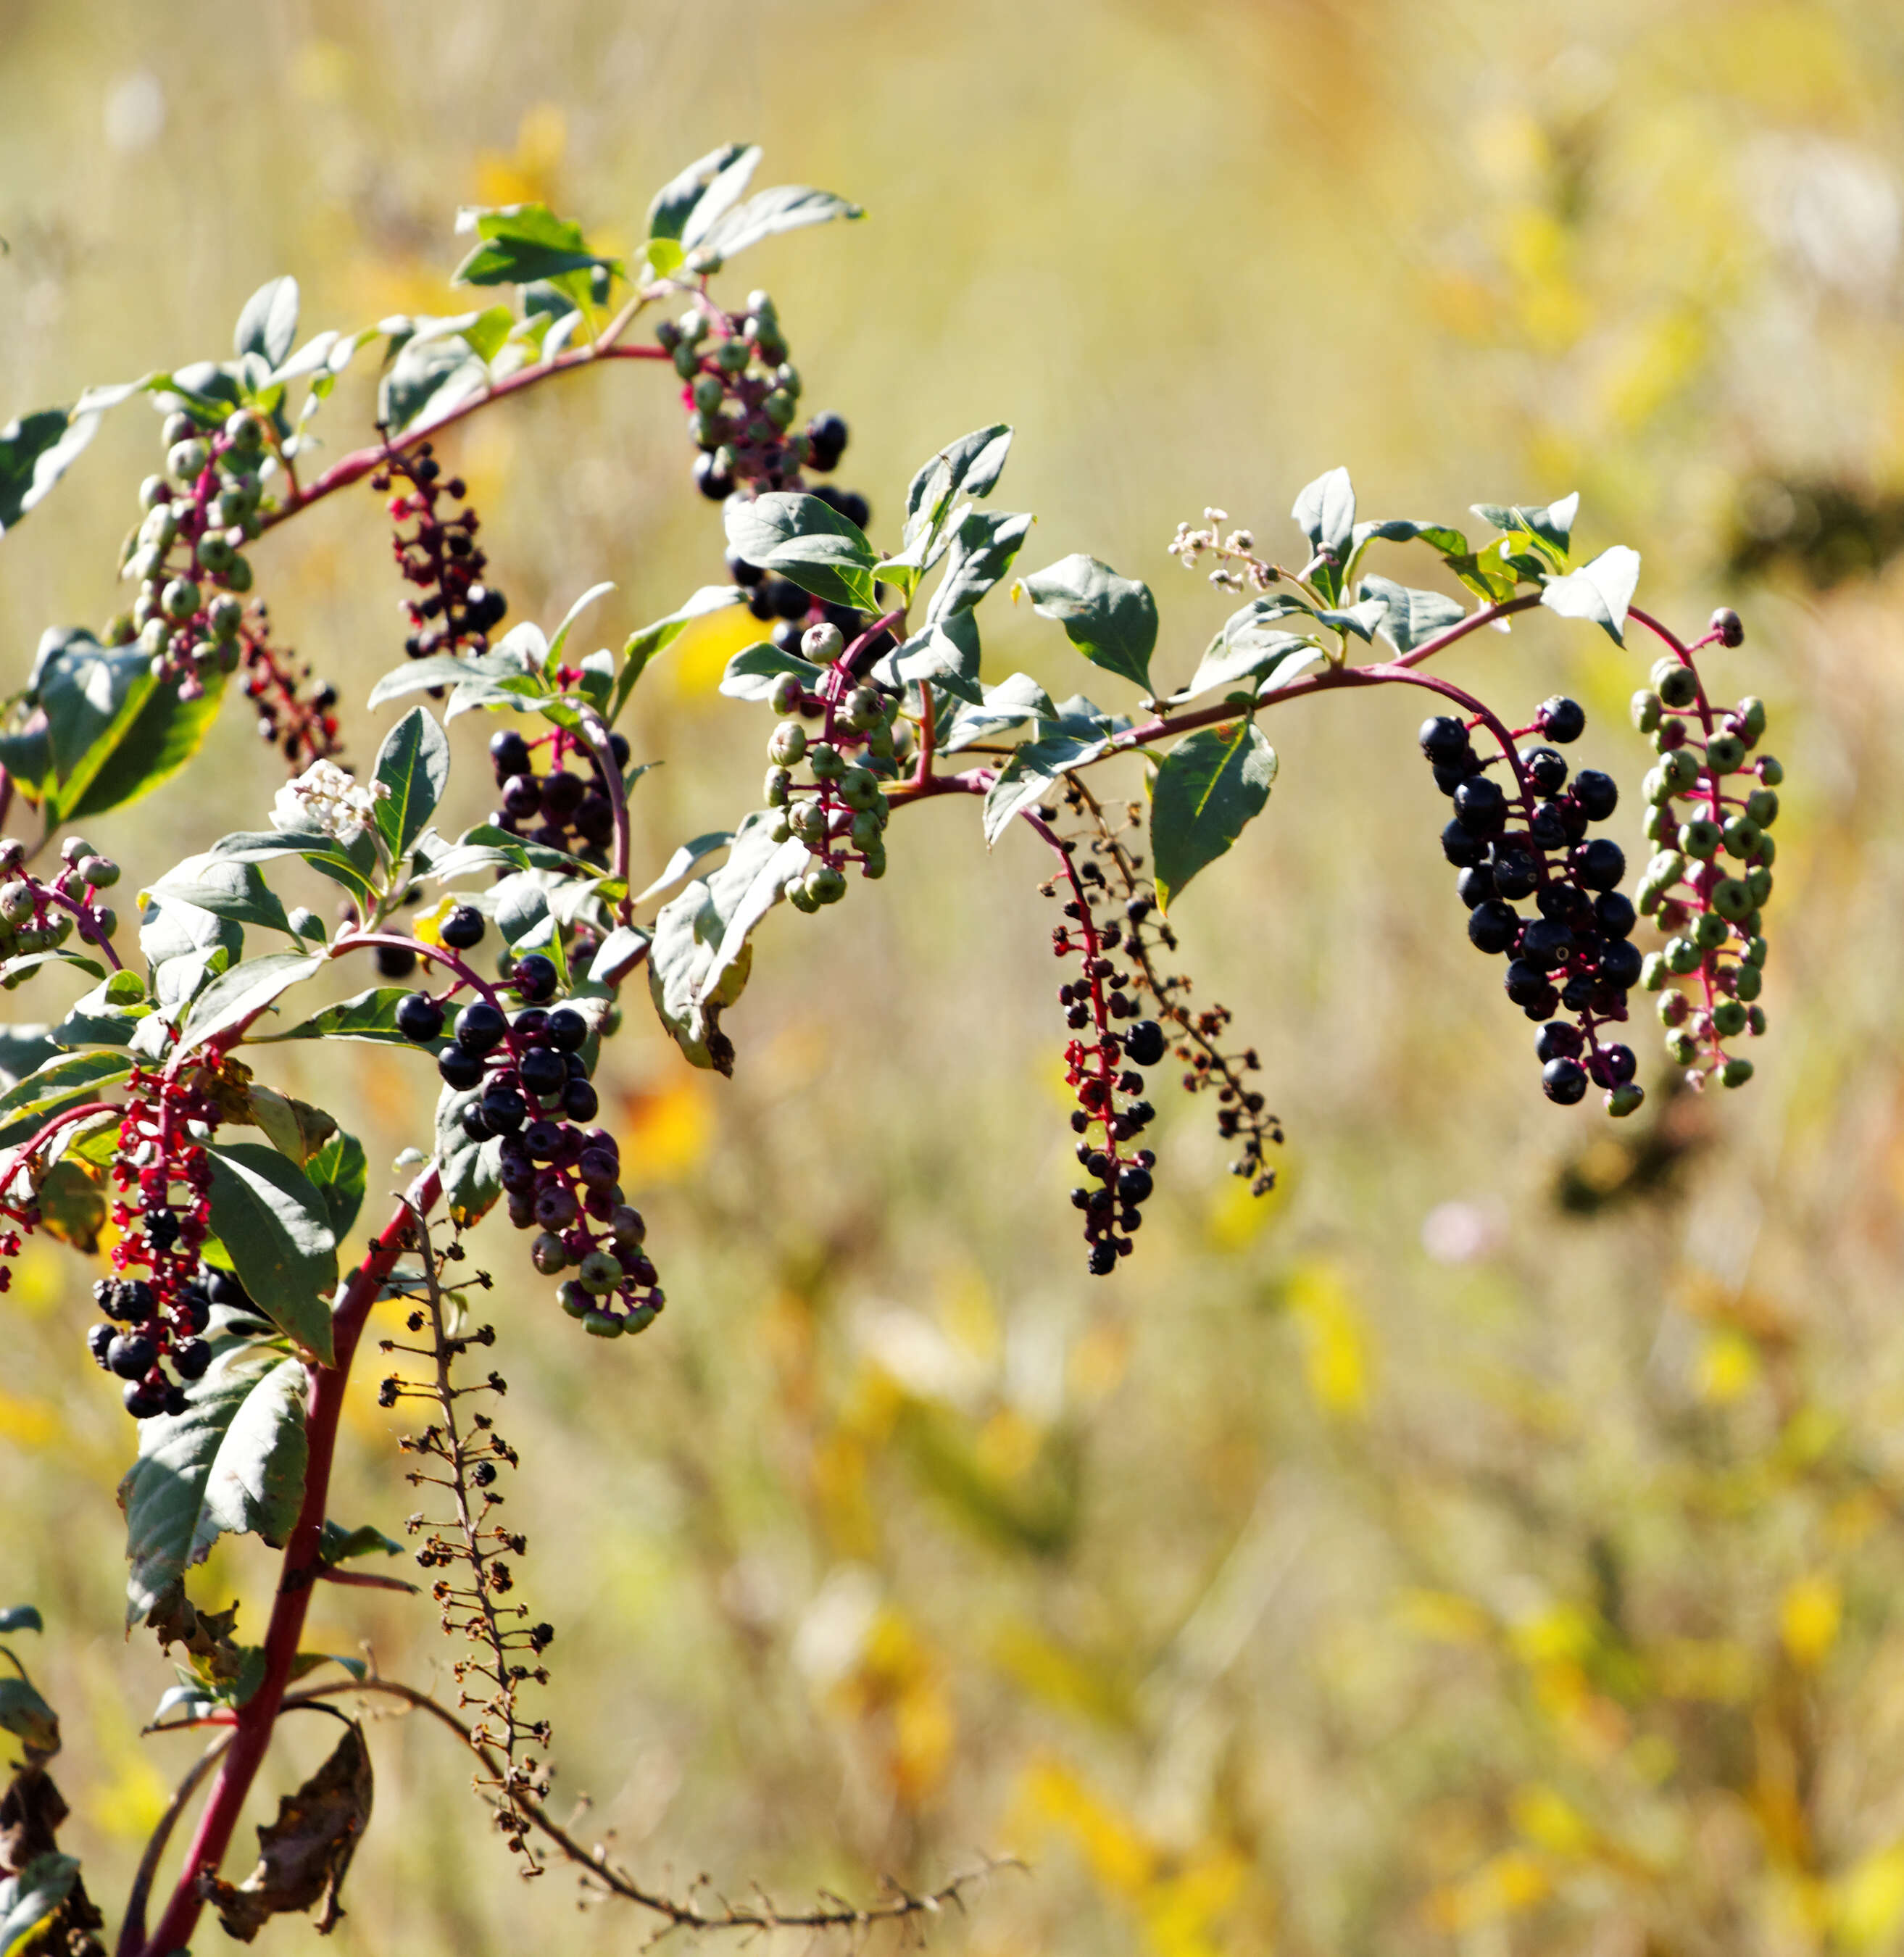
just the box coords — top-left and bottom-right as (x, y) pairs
(234, 277), (301, 366)
(1292, 468), (1356, 556)
(648, 141), (754, 241)
(1539, 545), (1641, 643)
(1151, 720), (1278, 910)
(1358, 574), (1468, 653)
(1020, 554), (1157, 693)
(203, 1142), (338, 1361)
(372, 706), (451, 857)
(723, 493), (878, 612)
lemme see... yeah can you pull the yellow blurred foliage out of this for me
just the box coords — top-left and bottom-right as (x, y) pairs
(1780, 1574), (1843, 1669)
(1281, 1260), (1368, 1417)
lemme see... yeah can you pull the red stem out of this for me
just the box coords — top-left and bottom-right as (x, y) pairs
(130, 1166), (442, 1957)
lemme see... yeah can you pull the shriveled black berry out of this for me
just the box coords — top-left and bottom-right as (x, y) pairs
(174, 1338), (212, 1381)
(1123, 1021), (1166, 1068)
(1456, 865), (1495, 910)
(512, 954), (558, 1004)
(1537, 696), (1586, 744)
(454, 1000), (507, 1055)
(375, 944), (417, 979)
(438, 1046), (483, 1091)
(545, 1006), (588, 1051)
(1453, 776), (1508, 836)
(1535, 1021), (1584, 1063)
(144, 1211), (180, 1250)
(1573, 768), (1618, 821)
(441, 905), (486, 950)
(1088, 1241), (1118, 1276)
(1569, 838), (1626, 891)
(395, 992), (444, 1043)
(1521, 745), (1568, 795)
(1542, 1057), (1589, 1104)
(1441, 820), (1487, 868)
(1418, 715), (1470, 768)
(1593, 891), (1636, 940)
(1468, 900), (1519, 955)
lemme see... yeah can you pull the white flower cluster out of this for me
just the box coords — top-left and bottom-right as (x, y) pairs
(270, 760), (390, 846)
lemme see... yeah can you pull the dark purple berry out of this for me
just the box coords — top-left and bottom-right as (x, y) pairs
(395, 992), (444, 1044)
(1453, 776), (1508, 836)
(460, 1102), (493, 1142)
(1504, 960), (1550, 1007)
(375, 944), (417, 980)
(1467, 901), (1519, 955)
(441, 905), (485, 950)
(1521, 745), (1568, 795)
(562, 1080), (599, 1122)
(502, 774), (542, 820)
(518, 1047), (565, 1097)
(1593, 892), (1636, 940)
(490, 729), (532, 779)
(838, 491), (870, 530)
(523, 1119), (563, 1162)
(1569, 838), (1626, 891)
(1489, 846), (1539, 901)
(1441, 820), (1487, 869)
(1519, 918), (1574, 969)
(1529, 804), (1568, 852)
(512, 954), (558, 1004)
(545, 1006), (588, 1052)
(174, 1338), (212, 1381)
(726, 548), (765, 588)
(87, 1323), (115, 1368)
(1123, 1021), (1166, 1068)
(1597, 940), (1645, 990)
(1542, 1057), (1589, 1105)
(533, 1184), (579, 1230)
(108, 1333), (157, 1380)
(438, 1045), (482, 1092)
(1418, 715), (1471, 768)
(1535, 1021), (1584, 1063)
(694, 452), (735, 499)
(577, 1147), (619, 1190)
(1597, 1042), (1638, 1086)
(1537, 696), (1586, 744)
(770, 578), (809, 622)
(1573, 769), (1618, 822)
(481, 1086), (527, 1133)
(454, 1000), (507, 1055)
(1456, 865), (1495, 910)
(541, 771), (584, 820)
(205, 1270), (251, 1311)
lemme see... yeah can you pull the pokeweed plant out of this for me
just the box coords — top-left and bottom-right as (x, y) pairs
(0, 139), (1778, 1956)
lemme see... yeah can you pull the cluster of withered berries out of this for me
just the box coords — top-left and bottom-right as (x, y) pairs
(372, 442), (509, 660)
(1429, 695), (1647, 1115)
(391, 915), (660, 1339)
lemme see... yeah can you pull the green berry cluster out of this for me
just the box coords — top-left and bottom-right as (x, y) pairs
(762, 623), (901, 908)
(0, 834), (120, 981)
(1632, 610), (1775, 1091)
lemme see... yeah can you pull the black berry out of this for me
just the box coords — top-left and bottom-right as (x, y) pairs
(441, 905), (485, 950)
(395, 992), (444, 1043)
(1537, 696), (1586, 744)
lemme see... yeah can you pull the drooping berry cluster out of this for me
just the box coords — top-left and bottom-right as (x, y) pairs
(1038, 834), (1164, 1276)
(1429, 694), (1647, 1115)
(91, 1065), (243, 1418)
(762, 623), (898, 909)
(110, 409), (342, 765)
(394, 927), (659, 1337)
(486, 723), (628, 864)
(0, 834), (122, 985)
(372, 442), (508, 660)
(1068, 784), (1282, 1195)
(1632, 609), (1774, 1092)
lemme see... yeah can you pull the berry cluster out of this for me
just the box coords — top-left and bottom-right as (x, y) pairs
(1429, 694), (1647, 1115)
(486, 723), (629, 863)
(90, 1067), (246, 1418)
(372, 442), (508, 660)
(394, 928), (659, 1337)
(1632, 610), (1774, 1091)
(0, 834), (122, 984)
(110, 409), (341, 765)
(762, 623), (899, 908)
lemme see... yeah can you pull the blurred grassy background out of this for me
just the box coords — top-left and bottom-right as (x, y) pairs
(6, 1), (1904, 1951)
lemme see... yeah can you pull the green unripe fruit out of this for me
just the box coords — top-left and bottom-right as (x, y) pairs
(890, 720), (916, 762)
(1710, 877), (1753, 922)
(46, 913), (71, 947)
(860, 844), (888, 880)
(1607, 1083), (1645, 1118)
(767, 720), (807, 766)
(59, 836), (91, 867)
(0, 883), (33, 926)
(224, 554), (254, 593)
(671, 341), (699, 379)
(1652, 658), (1699, 709)
(104, 613), (135, 647)
(712, 338), (747, 374)
(838, 767), (878, 811)
(125, 547), (162, 586)
(530, 1232), (569, 1275)
(1658, 988), (1689, 1026)
(224, 407), (264, 449)
(807, 741), (844, 782)
(844, 686), (884, 731)
(287, 906), (323, 939)
(138, 474), (170, 510)
(1711, 1000), (1747, 1038)
(91, 906), (117, 940)
(849, 809), (884, 851)
(162, 577), (201, 621)
(1642, 952), (1670, 992)
(1739, 696), (1766, 738)
(685, 410), (722, 450)
(138, 618), (172, 657)
(602, 1005), (623, 1037)
(578, 1248), (623, 1295)
(1721, 815), (1760, 858)
(1757, 755), (1784, 786)
(1665, 936), (1703, 974)
(802, 622), (845, 664)
(196, 532), (235, 574)
(1631, 689), (1663, 733)
(1680, 818), (1721, 860)
(1692, 910), (1729, 950)
(678, 310), (708, 346)
(867, 726), (895, 762)
(208, 594), (243, 641)
(786, 875), (821, 913)
(557, 1281), (591, 1319)
(608, 1204), (645, 1246)
(133, 589), (159, 629)
(1747, 865), (1773, 905)
(1643, 806), (1676, 844)
(747, 412), (780, 446)
(1745, 788), (1778, 827)
(768, 672), (805, 715)
(168, 439), (209, 481)
(1705, 732), (1746, 773)
(1720, 1057), (1755, 1089)
(762, 389), (796, 430)
(215, 486), (249, 527)
(746, 288), (777, 319)
(691, 373), (725, 413)
(141, 504), (178, 549)
(1665, 748), (1703, 791)
(764, 765), (792, 807)
(1744, 936), (1767, 969)
(1647, 849), (1687, 890)
(654, 318), (681, 352)
(583, 1310), (624, 1338)
(78, 855), (119, 888)
(1733, 963), (1762, 1002)
(161, 411), (196, 447)
(1666, 1031), (1700, 1066)
(1754, 833), (1776, 868)
(1748, 1005), (1768, 1036)
(775, 362), (802, 399)
(1653, 718), (1688, 754)
(789, 799), (828, 844)
(768, 811), (794, 843)
(806, 863), (847, 905)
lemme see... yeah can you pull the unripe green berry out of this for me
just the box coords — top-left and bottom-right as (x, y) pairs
(1680, 817), (1721, 860)
(762, 389), (796, 430)
(59, 835), (90, 867)
(162, 577), (201, 622)
(867, 726), (895, 762)
(1653, 718), (1689, 755)
(1692, 910), (1729, 950)
(1754, 833), (1776, 868)
(583, 1310), (624, 1338)
(78, 855), (118, 888)
(1745, 788), (1778, 827)
(807, 741), (844, 782)
(1746, 865), (1773, 905)
(1631, 689), (1662, 733)
(671, 341), (699, 379)
(530, 1232), (569, 1275)
(764, 766), (792, 807)
(1665, 936), (1703, 974)
(161, 411), (196, 447)
(196, 532), (234, 574)
(1643, 806), (1676, 844)
(1743, 935), (1767, 968)
(860, 844), (888, 880)
(1706, 732), (1745, 773)
(91, 906), (117, 940)
(1757, 755), (1784, 786)
(768, 672), (805, 715)
(654, 317), (681, 352)
(1642, 952), (1670, 992)
(843, 686), (883, 731)
(691, 373), (725, 413)
(678, 310), (708, 346)
(141, 504), (178, 549)
(837, 767), (878, 811)
(208, 594), (243, 641)
(849, 809), (884, 852)
(215, 486), (249, 527)
(789, 798), (828, 844)
(1710, 999), (1747, 1038)
(1720, 1057), (1755, 1089)
(767, 720), (807, 766)
(1607, 1083), (1645, 1118)
(1747, 1005), (1768, 1036)
(786, 875), (820, 913)
(125, 547), (162, 586)
(1733, 963), (1762, 1002)
(1658, 987), (1689, 1026)
(46, 913), (71, 947)
(1721, 815), (1760, 858)
(578, 1248), (623, 1295)
(1666, 1030), (1700, 1065)
(168, 439), (209, 481)
(557, 1280), (591, 1319)
(686, 410), (724, 450)
(768, 811), (794, 843)
(1710, 877), (1753, 922)
(138, 618), (172, 657)
(138, 474), (170, 510)
(0, 883), (33, 926)
(224, 554), (254, 593)
(806, 863), (847, 905)
(1738, 695), (1766, 737)
(802, 622), (845, 664)
(1665, 749), (1702, 791)
(1651, 658), (1699, 709)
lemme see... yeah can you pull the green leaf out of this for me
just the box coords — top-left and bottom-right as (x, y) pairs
(585, 923), (649, 986)
(1314, 597), (1388, 643)
(611, 585), (748, 721)
(1352, 516), (1471, 557)
(178, 952), (326, 1054)
(245, 1084), (337, 1166)
(318, 1521), (402, 1566)
(871, 611), (983, 705)
(1444, 538), (1521, 604)
(1539, 544), (1641, 642)
(436, 1084), (502, 1229)
(1175, 628), (1318, 705)
(1020, 554), (1157, 694)
(118, 1339), (309, 1624)
(452, 203), (620, 288)
(267, 986), (443, 1049)
(633, 832), (735, 905)
(234, 276), (300, 366)
(0, 1853), (80, 1954)
(203, 1142), (338, 1361)
(0, 1605), (43, 1634)
(725, 494), (879, 612)
(0, 406), (101, 536)
(0, 1673), (58, 1760)
(982, 731), (1110, 847)
(648, 142), (757, 242)
(938, 670), (1058, 752)
(1357, 574), (1468, 653)
(34, 1160), (107, 1253)
(719, 642), (822, 703)
(372, 706), (451, 857)
(0, 1051), (130, 1144)
(0, 1029), (59, 1084)
(140, 891), (243, 1017)
(366, 642), (538, 710)
(1473, 491), (1578, 557)
(691, 183), (865, 260)
(1151, 720), (1278, 910)
(378, 330), (489, 436)
(30, 631), (159, 822)
(64, 670), (226, 820)
(1292, 468), (1356, 557)
(679, 147), (767, 249)
(903, 423), (1013, 547)
(307, 1131), (367, 1244)
(647, 811), (807, 1075)
(928, 510), (1032, 625)
(143, 855), (294, 937)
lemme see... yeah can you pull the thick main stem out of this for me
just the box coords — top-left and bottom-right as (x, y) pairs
(131, 1166), (442, 1957)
